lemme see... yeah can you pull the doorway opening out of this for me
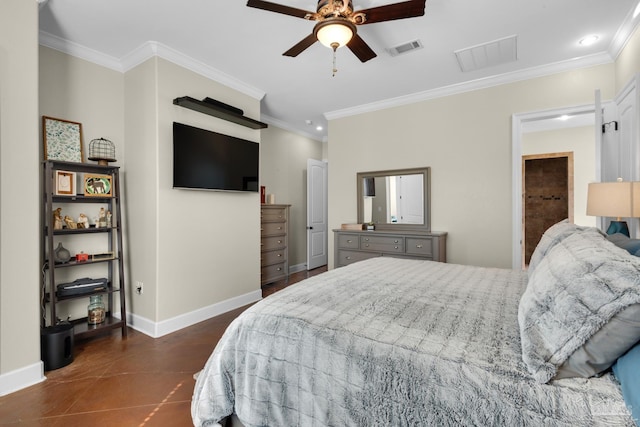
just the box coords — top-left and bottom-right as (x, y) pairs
(522, 152), (574, 267)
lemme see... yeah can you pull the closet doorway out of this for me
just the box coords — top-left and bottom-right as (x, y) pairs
(522, 152), (574, 267)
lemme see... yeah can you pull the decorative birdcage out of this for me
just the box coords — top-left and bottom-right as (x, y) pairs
(88, 137), (116, 165)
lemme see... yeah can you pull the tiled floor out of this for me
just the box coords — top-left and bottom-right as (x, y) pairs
(0, 266), (327, 426)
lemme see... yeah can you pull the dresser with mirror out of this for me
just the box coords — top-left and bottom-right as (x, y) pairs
(334, 167), (447, 267)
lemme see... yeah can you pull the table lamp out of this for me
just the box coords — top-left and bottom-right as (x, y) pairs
(587, 179), (640, 236)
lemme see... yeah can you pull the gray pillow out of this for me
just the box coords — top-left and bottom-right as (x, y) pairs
(607, 233), (640, 255)
(555, 303), (640, 378)
(527, 220), (603, 276)
(519, 230), (640, 383)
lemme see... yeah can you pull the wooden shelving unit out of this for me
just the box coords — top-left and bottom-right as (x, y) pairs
(41, 160), (127, 339)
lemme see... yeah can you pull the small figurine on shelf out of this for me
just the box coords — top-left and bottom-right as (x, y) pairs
(98, 207), (106, 227)
(106, 211), (112, 228)
(53, 208), (63, 230)
(77, 213), (89, 229)
(63, 215), (77, 229)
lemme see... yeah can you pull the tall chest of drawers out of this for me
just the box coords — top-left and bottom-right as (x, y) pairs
(261, 204), (290, 285)
(334, 229), (447, 267)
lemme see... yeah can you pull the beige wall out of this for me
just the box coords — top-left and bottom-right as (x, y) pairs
(260, 126), (323, 268)
(328, 65), (616, 269)
(123, 58), (158, 321)
(125, 57), (262, 325)
(0, 0), (41, 391)
(39, 47), (125, 159)
(522, 126), (597, 227)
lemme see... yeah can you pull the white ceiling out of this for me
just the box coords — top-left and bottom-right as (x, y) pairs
(38, 0), (640, 141)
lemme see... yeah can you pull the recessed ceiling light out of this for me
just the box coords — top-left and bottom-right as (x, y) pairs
(578, 35), (599, 46)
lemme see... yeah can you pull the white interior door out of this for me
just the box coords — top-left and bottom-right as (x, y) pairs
(307, 159), (328, 270)
(603, 75), (640, 237)
(395, 174), (424, 224)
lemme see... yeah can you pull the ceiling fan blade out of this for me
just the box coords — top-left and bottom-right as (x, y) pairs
(246, 0), (314, 19)
(283, 33), (318, 57)
(347, 34), (377, 62)
(357, 0), (426, 24)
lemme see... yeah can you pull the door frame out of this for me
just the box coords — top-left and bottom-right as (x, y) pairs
(521, 152), (574, 268)
(511, 104), (596, 269)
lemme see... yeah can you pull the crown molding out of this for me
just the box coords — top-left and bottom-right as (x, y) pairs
(608, 6), (640, 60)
(39, 30), (124, 72)
(325, 52), (614, 121)
(38, 32), (265, 101)
(121, 41), (265, 100)
(325, 18), (640, 122)
(261, 114), (325, 142)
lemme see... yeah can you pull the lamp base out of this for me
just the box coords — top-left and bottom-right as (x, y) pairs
(606, 220), (630, 237)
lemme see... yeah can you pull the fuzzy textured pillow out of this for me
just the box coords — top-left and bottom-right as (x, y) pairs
(527, 220), (603, 276)
(519, 230), (640, 383)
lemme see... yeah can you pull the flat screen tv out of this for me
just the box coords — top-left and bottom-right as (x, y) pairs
(173, 122), (259, 192)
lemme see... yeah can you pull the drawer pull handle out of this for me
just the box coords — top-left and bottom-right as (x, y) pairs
(346, 256), (352, 260)
(276, 267), (282, 271)
(394, 246), (399, 249)
(394, 240), (399, 243)
(416, 244), (423, 248)
(364, 238), (369, 241)
(277, 227), (282, 230)
(277, 240), (282, 244)
(277, 254), (282, 257)
(365, 244), (370, 247)
(347, 239), (352, 243)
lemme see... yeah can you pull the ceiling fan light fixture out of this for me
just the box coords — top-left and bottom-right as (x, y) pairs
(315, 20), (355, 50)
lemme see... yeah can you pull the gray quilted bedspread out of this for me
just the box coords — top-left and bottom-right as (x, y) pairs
(192, 257), (632, 426)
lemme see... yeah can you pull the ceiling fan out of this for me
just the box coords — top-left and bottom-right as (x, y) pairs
(246, 0), (427, 63)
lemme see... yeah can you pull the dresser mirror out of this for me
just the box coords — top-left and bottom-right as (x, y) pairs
(357, 167), (431, 232)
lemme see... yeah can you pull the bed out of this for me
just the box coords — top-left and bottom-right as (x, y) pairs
(192, 221), (640, 426)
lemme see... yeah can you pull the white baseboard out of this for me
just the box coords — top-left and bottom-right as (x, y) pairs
(126, 289), (262, 338)
(0, 291), (261, 396)
(289, 263), (307, 274)
(0, 361), (45, 397)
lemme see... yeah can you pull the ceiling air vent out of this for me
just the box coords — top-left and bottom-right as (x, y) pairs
(388, 40), (423, 57)
(454, 35), (518, 72)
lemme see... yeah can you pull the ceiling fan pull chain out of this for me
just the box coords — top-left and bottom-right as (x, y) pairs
(332, 44), (338, 76)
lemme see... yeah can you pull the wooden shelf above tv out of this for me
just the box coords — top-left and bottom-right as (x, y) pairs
(173, 96), (268, 130)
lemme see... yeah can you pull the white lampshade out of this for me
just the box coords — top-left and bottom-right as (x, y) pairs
(316, 22), (354, 49)
(586, 181), (640, 218)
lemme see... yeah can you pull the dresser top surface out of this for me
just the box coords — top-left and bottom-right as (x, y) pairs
(333, 229), (447, 237)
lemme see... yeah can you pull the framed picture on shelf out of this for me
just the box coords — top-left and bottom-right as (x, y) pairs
(54, 170), (76, 196)
(43, 116), (84, 163)
(84, 174), (112, 197)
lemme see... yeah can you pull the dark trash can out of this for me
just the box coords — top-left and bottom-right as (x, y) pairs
(41, 324), (74, 371)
